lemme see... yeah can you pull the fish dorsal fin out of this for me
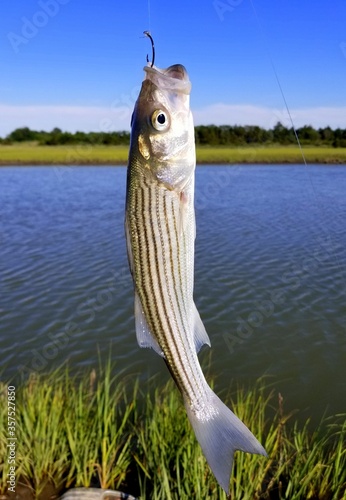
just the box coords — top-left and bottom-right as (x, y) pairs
(193, 303), (211, 352)
(135, 291), (164, 357)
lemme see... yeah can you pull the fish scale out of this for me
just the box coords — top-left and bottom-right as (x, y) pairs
(129, 179), (203, 403)
(125, 62), (267, 494)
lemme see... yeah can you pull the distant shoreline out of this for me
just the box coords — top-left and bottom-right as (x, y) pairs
(1, 144), (346, 165)
(1, 161), (346, 166)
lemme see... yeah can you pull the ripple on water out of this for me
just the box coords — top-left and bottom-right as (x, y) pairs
(0, 165), (346, 422)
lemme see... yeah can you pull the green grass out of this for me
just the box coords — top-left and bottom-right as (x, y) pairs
(0, 143), (129, 165)
(196, 145), (346, 164)
(0, 365), (345, 499)
(1, 143), (346, 165)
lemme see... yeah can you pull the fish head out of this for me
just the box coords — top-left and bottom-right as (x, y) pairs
(130, 63), (195, 190)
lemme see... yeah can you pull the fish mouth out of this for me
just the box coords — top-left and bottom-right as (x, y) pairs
(144, 63), (191, 94)
(163, 64), (188, 81)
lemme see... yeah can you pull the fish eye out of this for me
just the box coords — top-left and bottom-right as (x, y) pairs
(151, 109), (169, 131)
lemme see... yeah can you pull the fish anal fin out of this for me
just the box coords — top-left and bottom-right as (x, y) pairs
(193, 303), (211, 352)
(135, 292), (164, 357)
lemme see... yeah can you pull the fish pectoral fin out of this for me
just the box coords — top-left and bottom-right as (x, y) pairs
(135, 292), (164, 357)
(193, 303), (211, 352)
(178, 191), (188, 237)
(178, 190), (195, 238)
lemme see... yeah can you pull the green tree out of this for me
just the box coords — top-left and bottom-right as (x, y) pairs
(7, 127), (38, 142)
(297, 125), (321, 145)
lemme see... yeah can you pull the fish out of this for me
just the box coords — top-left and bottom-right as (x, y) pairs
(125, 61), (267, 493)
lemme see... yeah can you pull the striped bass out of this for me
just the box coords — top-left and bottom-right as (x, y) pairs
(125, 62), (266, 493)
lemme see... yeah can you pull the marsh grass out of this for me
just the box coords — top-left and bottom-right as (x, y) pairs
(0, 365), (345, 499)
(63, 360), (135, 491)
(133, 381), (225, 499)
(195, 145), (346, 164)
(0, 144), (129, 165)
(17, 371), (69, 496)
(1, 144), (346, 165)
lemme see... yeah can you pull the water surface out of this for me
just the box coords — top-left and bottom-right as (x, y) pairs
(1, 165), (345, 422)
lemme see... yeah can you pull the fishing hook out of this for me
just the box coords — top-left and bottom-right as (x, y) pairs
(143, 30), (155, 67)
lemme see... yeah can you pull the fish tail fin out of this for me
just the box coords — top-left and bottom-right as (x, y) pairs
(184, 387), (267, 494)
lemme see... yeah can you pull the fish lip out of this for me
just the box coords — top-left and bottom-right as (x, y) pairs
(162, 64), (188, 80)
(144, 64), (191, 95)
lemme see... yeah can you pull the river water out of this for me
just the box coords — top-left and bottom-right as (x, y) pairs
(1, 165), (345, 423)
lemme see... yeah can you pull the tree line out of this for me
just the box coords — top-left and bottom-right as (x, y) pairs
(1, 123), (346, 147)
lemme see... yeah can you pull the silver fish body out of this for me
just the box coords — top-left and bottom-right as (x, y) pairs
(125, 63), (266, 493)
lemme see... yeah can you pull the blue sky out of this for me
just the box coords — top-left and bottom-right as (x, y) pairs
(1, 0), (346, 136)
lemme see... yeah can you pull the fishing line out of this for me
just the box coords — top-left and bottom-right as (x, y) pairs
(249, 0), (346, 290)
(147, 0), (151, 34)
(249, 0), (306, 166)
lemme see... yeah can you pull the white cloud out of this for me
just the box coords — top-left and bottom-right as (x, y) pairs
(0, 103), (133, 137)
(193, 103), (346, 129)
(1, 102), (346, 137)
